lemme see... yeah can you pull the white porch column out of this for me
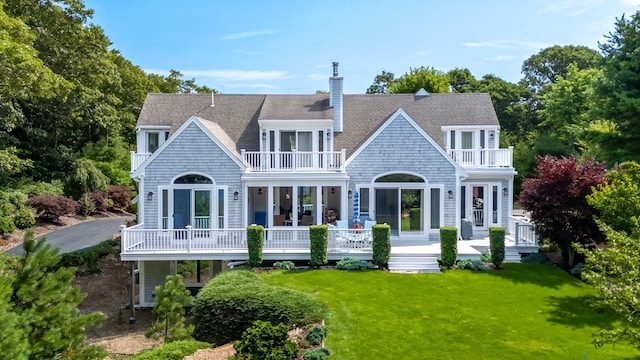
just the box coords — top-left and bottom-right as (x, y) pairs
(341, 183), (349, 222)
(267, 186), (274, 228)
(315, 185), (322, 225)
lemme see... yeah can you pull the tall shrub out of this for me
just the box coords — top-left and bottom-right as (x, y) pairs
(372, 224), (391, 267)
(309, 225), (328, 267)
(247, 225), (264, 267)
(440, 226), (458, 267)
(489, 227), (506, 268)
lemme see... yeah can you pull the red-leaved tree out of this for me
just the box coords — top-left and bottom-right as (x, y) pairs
(518, 156), (607, 266)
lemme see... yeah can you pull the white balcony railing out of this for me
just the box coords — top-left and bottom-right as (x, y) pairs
(241, 150), (346, 172)
(131, 152), (151, 172)
(448, 148), (513, 168)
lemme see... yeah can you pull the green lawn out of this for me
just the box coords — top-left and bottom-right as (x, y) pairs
(260, 264), (640, 359)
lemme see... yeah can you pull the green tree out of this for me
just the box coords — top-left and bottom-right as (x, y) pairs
(63, 157), (109, 199)
(578, 225), (640, 350)
(447, 67), (478, 93)
(595, 10), (640, 163)
(147, 69), (219, 94)
(588, 162), (640, 235)
(366, 70), (395, 94)
(389, 66), (449, 94)
(146, 275), (194, 344)
(6, 230), (106, 359)
(522, 45), (602, 94)
(0, 276), (28, 359)
(537, 64), (603, 157)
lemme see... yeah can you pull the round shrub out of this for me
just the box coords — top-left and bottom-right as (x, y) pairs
(192, 270), (326, 346)
(336, 257), (373, 270)
(303, 348), (331, 360)
(305, 326), (327, 345)
(13, 208), (35, 229)
(130, 339), (211, 360)
(232, 320), (298, 360)
(0, 216), (16, 233)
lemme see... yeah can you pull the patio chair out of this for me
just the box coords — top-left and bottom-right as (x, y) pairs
(273, 214), (285, 226)
(364, 220), (377, 229)
(300, 215), (313, 226)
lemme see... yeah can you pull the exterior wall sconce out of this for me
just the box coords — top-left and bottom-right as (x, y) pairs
(447, 189), (453, 199)
(331, 187), (335, 194)
(257, 187), (262, 195)
(490, 133), (495, 140)
(147, 191), (153, 201)
(262, 131), (266, 141)
(503, 187), (508, 196)
(327, 129), (332, 140)
(348, 190), (353, 198)
(233, 191), (239, 200)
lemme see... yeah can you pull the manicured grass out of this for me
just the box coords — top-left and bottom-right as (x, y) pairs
(261, 264), (639, 359)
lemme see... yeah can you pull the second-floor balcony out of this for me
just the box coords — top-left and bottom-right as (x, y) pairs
(131, 152), (151, 173)
(242, 150), (346, 173)
(448, 147), (513, 168)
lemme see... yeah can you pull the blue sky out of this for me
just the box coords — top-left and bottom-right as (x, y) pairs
(85, 0), (640, 94)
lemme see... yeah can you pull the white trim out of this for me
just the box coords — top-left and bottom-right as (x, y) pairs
(131, 116), (245, 179)
(372, 171), (427, 184)
(345, 108), (468, 178)
(170, 172), (216, 185)
(137, 125), (171, 130)
(139, 261), (146, 307)
(259, 119), (333, 128)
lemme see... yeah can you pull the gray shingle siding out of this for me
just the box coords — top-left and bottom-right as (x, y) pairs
(142, 122), (243, 229)
(346, 113), (458, 238)
(142, 261), (170, 305)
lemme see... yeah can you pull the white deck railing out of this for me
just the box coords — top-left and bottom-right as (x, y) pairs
(131, 152), (151, 172)
(448, 148), (513, 168)
(241, 150), (346, 172)
(508, 216), (538, 247)
(121, 225), (374, 255)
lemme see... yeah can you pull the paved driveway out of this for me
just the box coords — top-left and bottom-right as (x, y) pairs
(5, 216), (133, 255)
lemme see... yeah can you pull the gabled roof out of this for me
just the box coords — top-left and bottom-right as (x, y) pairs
(137, 92), (498, 157)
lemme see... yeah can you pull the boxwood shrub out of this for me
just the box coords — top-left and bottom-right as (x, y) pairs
(309, 225), (328, 267)
(440, 226), (458, 267)
(336, 257), (373, 270)
(489, 227), (506, 268)
(131, 339), (211, 360)
(247, 225), (264, 267)
(192, 270), (326, 345)
(372, 224), (391, 267)
(304, 347), (331, 360)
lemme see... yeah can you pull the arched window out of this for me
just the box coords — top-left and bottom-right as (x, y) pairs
(173, 174), (213, 184)
(375, 173), (424, 183)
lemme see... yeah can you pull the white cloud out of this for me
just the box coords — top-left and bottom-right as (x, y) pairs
(416, 50), (428, 56)
(620, 0), (640, 6)
(483, 55), (517, 61)
(462, 39), (550, 50)
(219, 30), (279, 40)
(181, 69), (289, 82)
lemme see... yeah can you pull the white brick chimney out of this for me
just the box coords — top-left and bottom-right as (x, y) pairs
(329, 62), (343, 133)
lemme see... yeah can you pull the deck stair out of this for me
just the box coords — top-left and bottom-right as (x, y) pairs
(388, 253), (441, 273)
(504, 247), (522, 263)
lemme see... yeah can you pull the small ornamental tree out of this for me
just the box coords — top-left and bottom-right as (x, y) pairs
(489, 227), (506, 268)
(518, 156), (606, 266)
(372, 224), (391, 268)
(247, 225), (264, 267)
(440, 226), (458, 267)
(309, 225), (328, 267)
(146, 275), (194, 344)
(26, 194), (79, 224)
(7, 230), (107, 359)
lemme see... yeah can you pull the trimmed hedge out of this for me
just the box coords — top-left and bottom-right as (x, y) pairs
(192, 270), (326, 345)
(232, 320), (297, 360)
(409, 208), (421, 230)
(372, 224), (391, 267)
(309, 225), (328, 267)
(247, 225), (264, 267)
(440, 226), (458, 267)
(131, 339), (211, 360)
(489, 227), (506, 268)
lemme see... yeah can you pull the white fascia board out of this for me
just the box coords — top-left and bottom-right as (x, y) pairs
(137, 125), (171, 130)
(258, 119), (334, 129)
(345, 108), (469, 178)
(441, 125), (500, 131)
(242, 172), (349, 183)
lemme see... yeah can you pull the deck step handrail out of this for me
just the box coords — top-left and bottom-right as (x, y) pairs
(508, 216), (537, 247)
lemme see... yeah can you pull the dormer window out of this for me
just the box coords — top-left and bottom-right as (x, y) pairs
(137, 126), (171, 154)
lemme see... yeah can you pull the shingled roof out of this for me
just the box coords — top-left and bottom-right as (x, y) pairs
(137, 92), (499, 156)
